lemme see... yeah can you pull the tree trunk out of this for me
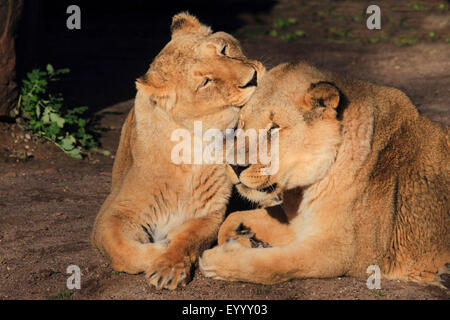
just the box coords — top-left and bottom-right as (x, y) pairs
(0, 0), (23, 118)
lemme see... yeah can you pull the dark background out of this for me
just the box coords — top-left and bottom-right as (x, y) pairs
(16, 0), (276, 113)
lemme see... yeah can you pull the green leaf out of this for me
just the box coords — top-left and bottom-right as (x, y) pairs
(42, 107), (52, 124)
(46, 122), (61, 138)
(49, 112), (65, 128)
(287, 18), (298, 25)
(66, 147), (82, 159)
(92, 148), (111, 156)
(46, 64), (54, 75)
(60, 135), (76, 150)
(281, 33), (295, 41)
(295, 30), (306, 38)
(71, 106), (88, 114)
(77, 118), (87, 128)
(57, 68), (70, 75)
(100, 149), (111, 156)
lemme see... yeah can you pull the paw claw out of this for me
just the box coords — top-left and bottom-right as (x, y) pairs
(145, 255), (191, 290)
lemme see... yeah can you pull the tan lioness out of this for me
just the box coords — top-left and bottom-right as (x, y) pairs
(200, 61), (450, 288)
(91, 12), (264, 290)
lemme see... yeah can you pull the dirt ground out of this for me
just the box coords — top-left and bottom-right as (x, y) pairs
(0, 0), (449, 300)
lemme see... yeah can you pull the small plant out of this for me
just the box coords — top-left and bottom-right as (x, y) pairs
(50, 289), (72, 300)
(278, 30), (306, 41)
(328, 27), (350, 38)
(374, 289), (385, 297)
(394, 36), (419, 46)
(273, 17), (298, 29)
(368, 31), (388, 44)
(409, 2), (428, 11)
(294, 30), (306, 38)
(316, 10), (328, 18)
(269, 16), (305, 42)
(12, 64), (101, 159)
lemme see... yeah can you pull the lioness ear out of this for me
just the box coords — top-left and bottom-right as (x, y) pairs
(300, 81), (340, 110)
(171, 12), (212, 37)
(136, 73), (175, 110)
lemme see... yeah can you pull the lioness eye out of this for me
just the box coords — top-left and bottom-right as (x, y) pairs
(220, 45), (227, 55)
(202, 77), (211, 87)
(269, 123), (280, 131)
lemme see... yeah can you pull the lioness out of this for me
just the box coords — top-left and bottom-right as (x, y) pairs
(91, 13), (264, 290)
(200, 61), (450, 288)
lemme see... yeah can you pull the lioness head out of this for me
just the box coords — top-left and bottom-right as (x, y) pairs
(136, 12), (265, 132)
(227, 62), (344, 204)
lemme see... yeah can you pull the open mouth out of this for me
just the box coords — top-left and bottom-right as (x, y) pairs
(257, 183), (278, 193)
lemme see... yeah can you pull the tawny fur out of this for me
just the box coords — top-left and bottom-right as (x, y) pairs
(200, 61), (450, 288)
(91, 12), (264, 290)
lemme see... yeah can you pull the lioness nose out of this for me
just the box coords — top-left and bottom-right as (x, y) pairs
(239, 71), (257, 89)
(230, 164), (250, 177)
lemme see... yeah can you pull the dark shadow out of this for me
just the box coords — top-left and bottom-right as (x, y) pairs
(266, 205), (288, 224)
(16, 0), (276, 114)
(225, 185), (256, 216)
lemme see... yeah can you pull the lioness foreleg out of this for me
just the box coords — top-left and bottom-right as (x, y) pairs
(200, 236), (351, 284)
(145, 211), (224, 290)
(218, 208), (296, 247)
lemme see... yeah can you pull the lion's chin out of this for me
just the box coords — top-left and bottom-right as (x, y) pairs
(235, 183), (283, 206)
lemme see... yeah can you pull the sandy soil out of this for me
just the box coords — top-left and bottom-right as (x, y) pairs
(0, 0), (449, 300)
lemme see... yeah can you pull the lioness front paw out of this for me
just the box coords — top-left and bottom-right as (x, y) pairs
(145, 254), (190, 290)
(199, 240), (245, 281)
(226, 223), (271, 248)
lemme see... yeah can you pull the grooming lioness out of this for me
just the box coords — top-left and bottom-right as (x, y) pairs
(200, 61), (450, 287)
(91, 13), (264, 290)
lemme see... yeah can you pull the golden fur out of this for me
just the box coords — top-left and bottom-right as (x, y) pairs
(200, 61), (450, 287)
(91, 13), (264, 290)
